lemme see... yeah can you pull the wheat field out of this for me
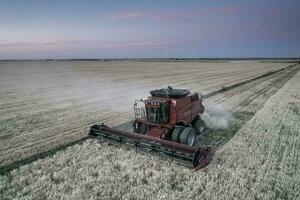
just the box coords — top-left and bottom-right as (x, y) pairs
(0, 60), (299, 199)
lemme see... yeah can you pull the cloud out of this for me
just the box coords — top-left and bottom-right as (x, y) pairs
(111, 11), (145, 20)
(109, 11), (184, 21)
(0, 39), (82, 48)
(0, 38), (183, 52)
(103, 40), (182, 49)
(249, 23), (262, 28)
(108, 7), (240, 22)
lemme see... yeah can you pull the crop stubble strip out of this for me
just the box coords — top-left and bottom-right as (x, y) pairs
(206, 67), (298, 147)
(197, 65), (300, 149)
(0, 112), (132, 152)
(186, 64), (289, 93)
(250, 100), (300, 198)
(0, 113), (135, 174)
(0, 112), (133, 173)
(0, 107), (113, 138)
(203, 63), (298, 99)
(208, 66), (297, 106)
(0, 63), (298, 174)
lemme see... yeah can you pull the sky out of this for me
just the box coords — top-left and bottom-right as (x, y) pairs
(0, 0), (299, 59)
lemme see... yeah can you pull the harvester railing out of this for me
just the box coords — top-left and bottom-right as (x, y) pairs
(134, 99), (146, 120)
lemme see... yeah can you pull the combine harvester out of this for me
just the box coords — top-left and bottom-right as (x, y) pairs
(90, 86), (213, 170)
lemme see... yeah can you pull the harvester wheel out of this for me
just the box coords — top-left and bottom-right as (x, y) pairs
(193, 118), (205, 135)
(133, 121), (148, 134)
(179, 127), (196, 146)
(138, 123), (148, 135)
(171, 126), (183, 142)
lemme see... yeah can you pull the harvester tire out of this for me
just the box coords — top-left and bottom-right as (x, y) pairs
(133, 122), (147, 134)
(179, 127), (196, 146)
(138, 123), (148, 135)
(193, 118), (205, 135)
(171, 126), (183, 142)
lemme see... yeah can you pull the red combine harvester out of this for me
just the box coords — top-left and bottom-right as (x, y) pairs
(90, 86), (213, 170)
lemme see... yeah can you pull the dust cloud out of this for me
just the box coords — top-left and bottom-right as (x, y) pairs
(201, 101), (233, 130)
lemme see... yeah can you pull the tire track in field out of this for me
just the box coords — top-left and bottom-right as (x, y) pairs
(206, 66), (295, 106)
(197, 65), (300, 149)
(0, 63), (298, 174)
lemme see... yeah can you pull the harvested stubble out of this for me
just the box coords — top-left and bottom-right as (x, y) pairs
(0, 64), (299, 200)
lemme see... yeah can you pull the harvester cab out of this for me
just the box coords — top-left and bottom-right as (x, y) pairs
(89, 86), (213, 170)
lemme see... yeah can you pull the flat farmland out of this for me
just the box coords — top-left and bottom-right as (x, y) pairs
(0, 60), (299, 199)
